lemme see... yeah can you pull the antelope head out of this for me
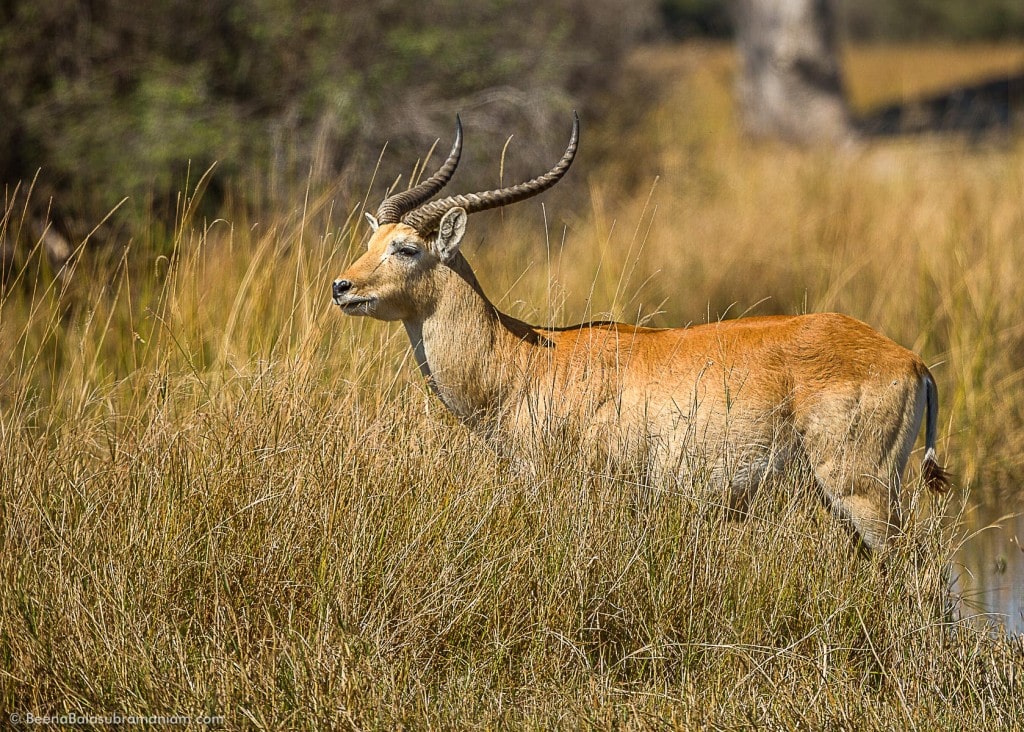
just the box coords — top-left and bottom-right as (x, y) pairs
(332, 114), (579, 322)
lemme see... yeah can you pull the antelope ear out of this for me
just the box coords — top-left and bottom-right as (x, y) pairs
(364, 212), (380, 231)
(434, 207), (467, 263)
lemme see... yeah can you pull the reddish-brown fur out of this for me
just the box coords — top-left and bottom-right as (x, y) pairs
(334, 217), (948, 552)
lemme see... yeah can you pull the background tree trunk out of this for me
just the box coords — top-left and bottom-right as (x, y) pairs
(733, 0), (852, 144)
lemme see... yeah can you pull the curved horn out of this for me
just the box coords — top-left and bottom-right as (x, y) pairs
(402, 112), (579, 235)
(375, 115), (463, 225)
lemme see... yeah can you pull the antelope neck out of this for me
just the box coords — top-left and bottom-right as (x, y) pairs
(401, 254), (534, 422)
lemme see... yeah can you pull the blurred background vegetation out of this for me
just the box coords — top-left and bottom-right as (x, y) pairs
(3, 0), (1024, 244)
(662, 0), (1024, 39)
(0, 0), (655, 237)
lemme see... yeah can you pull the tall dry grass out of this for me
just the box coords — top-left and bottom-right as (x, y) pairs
(2, 44), (1023, 728)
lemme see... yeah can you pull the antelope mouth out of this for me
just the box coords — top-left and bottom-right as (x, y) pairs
(335, 295), (377, 314)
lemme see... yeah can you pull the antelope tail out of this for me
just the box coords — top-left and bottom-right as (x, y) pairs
(922, 371), (951, 493)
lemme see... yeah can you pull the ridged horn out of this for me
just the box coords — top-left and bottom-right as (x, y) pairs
(375, 115), (463, 225)
(402, 112), (579, 235)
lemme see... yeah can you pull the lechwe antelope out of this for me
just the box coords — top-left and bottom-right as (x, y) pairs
(332, 115), (949, 552)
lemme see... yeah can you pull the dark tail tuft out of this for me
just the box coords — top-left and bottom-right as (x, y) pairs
(922, 371), (950, 493)
(922, 448), (951, 494)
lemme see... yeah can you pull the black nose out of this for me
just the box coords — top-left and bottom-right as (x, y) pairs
(332, 279), (352, 298)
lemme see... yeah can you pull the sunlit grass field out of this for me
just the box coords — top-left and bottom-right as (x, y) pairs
(2, 44), (1023, 728)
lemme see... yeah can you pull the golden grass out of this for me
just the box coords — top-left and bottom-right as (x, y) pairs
(2, 44), (1023, 728)
(843, 43), (1024, 111)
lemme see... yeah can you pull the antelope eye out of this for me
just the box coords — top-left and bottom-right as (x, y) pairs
(395, 245), (420, 257)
